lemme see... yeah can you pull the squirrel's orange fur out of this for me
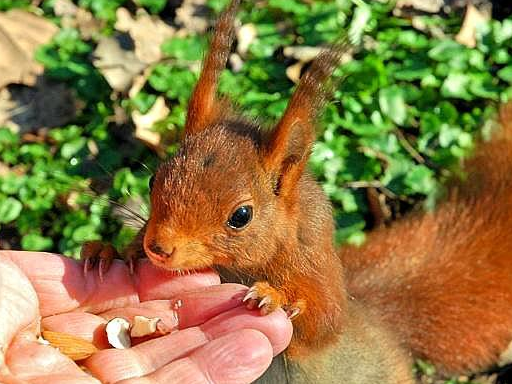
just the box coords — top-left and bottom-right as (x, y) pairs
(82, 1), (512, 382)
(341, 103), (512, 373)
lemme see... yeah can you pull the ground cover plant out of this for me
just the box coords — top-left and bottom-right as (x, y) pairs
(0, 0), (511, 382)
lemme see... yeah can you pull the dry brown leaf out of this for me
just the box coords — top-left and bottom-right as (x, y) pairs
(283, 46), (322, 63)
(286, 62), (304, 84)
(0, 10), (58, 88)
(53, 0), (78, 16)
(54, 0), (102, 39)
(128, 65), (154, 99)
(93, 36), (147, 92)
(0, 78), (76, 133)
(42, 330), (98, 361)
(115, 8), (175, 65)
(229, 53), (244, 73)
(236, 23), (257, 56)
(175, 0), (211, 35)
(395, 0), (443, 13)
(0, 162), (11, 177)
(132, 96), (168, 148)
(455, 4), (490, 48)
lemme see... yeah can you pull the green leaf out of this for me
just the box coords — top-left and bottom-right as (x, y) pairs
(161, 36), (206, 61)
(21, 233), (54, 251)
(498, 66), (512, 83)
(428, 40), (466, 62)
(0, 174), (26, 195)
(349, 3), (371, 45)
(0, 197), (23, 223)
(394, 59), (431, 81)
(379, 86), (407, 125)
(404, 165), (436, 194)
(0, 128), (19, 145)
(135, 0), (166, 13)
(441, 73), (472, 100)
(469, 74), (500, 100)
(131, 92), (157, 114)
(61, 137), (87, 159)
(268, 0), (309, 15)
(72, 224), (101, 242)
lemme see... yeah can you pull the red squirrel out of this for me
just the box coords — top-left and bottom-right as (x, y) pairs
(82, 1), (512, 382)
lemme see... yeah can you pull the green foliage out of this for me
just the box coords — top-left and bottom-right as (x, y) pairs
(0, 0), (30, 10)
(2, 1), (512, 264)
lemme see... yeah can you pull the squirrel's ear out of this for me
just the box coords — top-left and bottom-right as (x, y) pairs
(184, 0), (240, 136)
(264, 43), (349, 196)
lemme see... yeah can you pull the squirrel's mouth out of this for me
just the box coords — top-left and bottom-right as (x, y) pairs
(148, 258), (213, 276)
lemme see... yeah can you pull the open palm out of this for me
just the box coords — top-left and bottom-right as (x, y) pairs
(0, 251), (292, 384)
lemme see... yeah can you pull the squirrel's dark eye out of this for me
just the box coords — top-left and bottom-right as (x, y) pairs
(227, 205), (253, 230)
(149, 175), (155, 190)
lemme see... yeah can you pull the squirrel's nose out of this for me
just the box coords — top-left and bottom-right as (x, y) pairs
(146, 241), (176, 262)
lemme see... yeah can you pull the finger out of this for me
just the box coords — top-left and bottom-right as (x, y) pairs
(101, 283), (246, 328)
(6, 337), (97, 383)
(0, 375), (29, 384)
(200, 307), (293, 356)
(0, 252), (219, 316)
(83, 307), (291, 382)
(0, 257), (39, 352)
(41, 284), (248, 349)
(118, 330), (273, 384)
(0, 251), (137, 316)
(134, 259), (220, 301)
(41, 313), (110, 349)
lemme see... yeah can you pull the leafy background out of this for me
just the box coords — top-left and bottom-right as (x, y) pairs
(0, 0), (511, 382)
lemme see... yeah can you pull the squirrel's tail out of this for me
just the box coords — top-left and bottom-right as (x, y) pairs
(340, 103), (512, 373)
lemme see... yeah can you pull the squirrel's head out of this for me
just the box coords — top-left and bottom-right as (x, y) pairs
(143, 0), (345, 272)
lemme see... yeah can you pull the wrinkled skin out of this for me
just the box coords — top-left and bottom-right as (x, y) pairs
(0, 251), (292, 384)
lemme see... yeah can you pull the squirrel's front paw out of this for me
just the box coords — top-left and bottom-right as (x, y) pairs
(81, 241), (119, 281)
(242, 281), (288, 316)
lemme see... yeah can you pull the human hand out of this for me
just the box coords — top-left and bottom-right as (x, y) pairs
(0, 251), (293, 384)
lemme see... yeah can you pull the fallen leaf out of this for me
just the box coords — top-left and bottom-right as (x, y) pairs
(115, 8), (175, 65)
(0, 78), (76, 133)
(286, 62), (304, 84)
(229, 53), (244, 73)
(175, 0), (211, 35)
(283, 46), (351, 83)
(54, 0), (102, 39)
(237, 23), (257, 56)
(53, 0), (78, 16)
(0, 10), (58, 88)
(0, 162), (10, 177)
(93, 35), (147, 92)
(283, 46), (322, 62)
(395, 0), (443, 14)
(132, 95), (169, 148)
(128, 66), (155, 99)
(455, 4), (490, 48)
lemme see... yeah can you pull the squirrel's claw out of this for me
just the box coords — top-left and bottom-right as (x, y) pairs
(80, 241), (118, 281)
(283, 300), (306, 321)
(243, 282), (286, 316)
(242, 286), (259, 302)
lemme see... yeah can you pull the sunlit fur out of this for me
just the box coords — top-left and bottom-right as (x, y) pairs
(341, 104), (512, 373)
(132, 0), (512, 378)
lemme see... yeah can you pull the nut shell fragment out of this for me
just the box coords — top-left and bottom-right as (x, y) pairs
(130, 315), (161, 338)
(106, 317), (132, 349)
(42, 330), (98, 361)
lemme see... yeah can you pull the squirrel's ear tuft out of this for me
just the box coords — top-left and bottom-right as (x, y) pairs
(184, 0), (240, 136)
(264, 41), (350, 196)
